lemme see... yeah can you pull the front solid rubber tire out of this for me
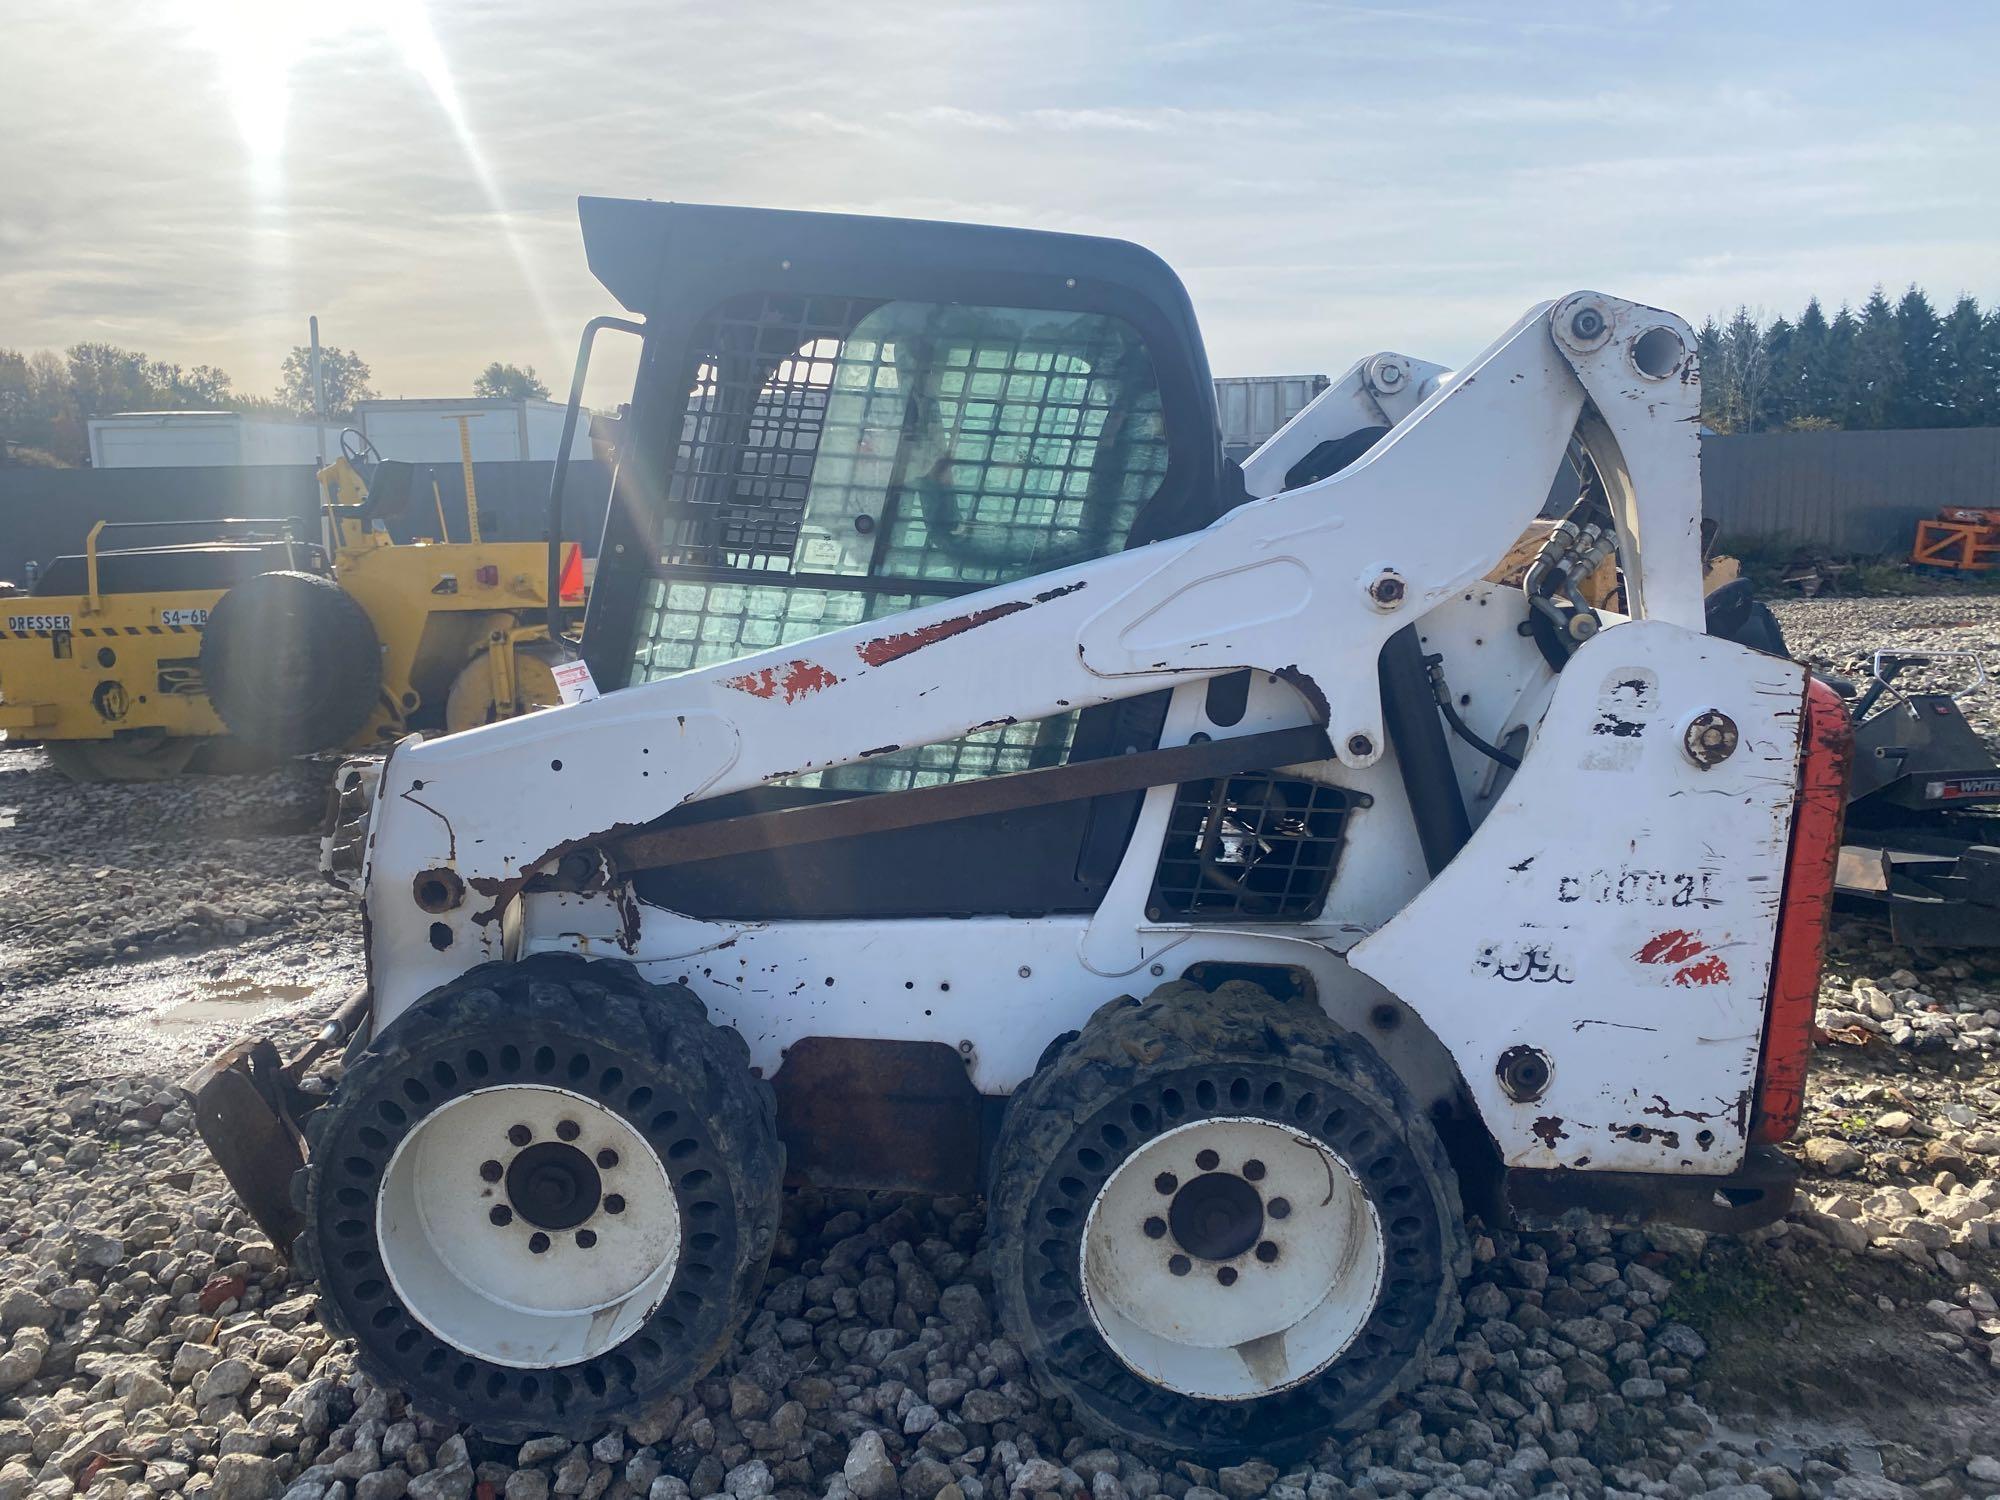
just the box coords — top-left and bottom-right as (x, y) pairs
(296, 955), (783, 1439)
(199, 570), (381, 755)
(989, 979), (1468, 1462)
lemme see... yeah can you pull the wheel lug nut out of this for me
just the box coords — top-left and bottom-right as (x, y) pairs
(528, 1232), (550, 1254)
(1256, 1240), (1279, 1263)
(1168, 1254), (1191, 1277)
(479, 1159), (503, 1183)
(576, 1229), (598, 1249)
(556, 1119), (581, 1142)
(507, 1125), (532, 1147)
(1195, 1149), (1220, 1170)
(1153, 1172), (1178, 1195)
(1143, 1216), (1166, 1239)
(604, 1194), (626, 1215)
(1269, 1197), (1291, 1219)
(1217, 1266), (1238, 1286)
(596, 1148), (620, 1169)
(489, 1205), (513, 1226)
(1243, 1159), (1266, 1181)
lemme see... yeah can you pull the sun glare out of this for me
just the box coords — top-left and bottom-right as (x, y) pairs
(172, 0), (565, 364)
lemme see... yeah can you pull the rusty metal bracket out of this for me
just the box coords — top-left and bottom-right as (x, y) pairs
(182, 986), (371, 1254)
(606, 723), (1334, 872)
(1502, 1143), (1797, 1234)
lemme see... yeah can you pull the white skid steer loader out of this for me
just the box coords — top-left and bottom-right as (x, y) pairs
(192, 201), (1849, 1458)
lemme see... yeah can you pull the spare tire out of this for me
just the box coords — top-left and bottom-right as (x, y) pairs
(199, 570), (381, 755)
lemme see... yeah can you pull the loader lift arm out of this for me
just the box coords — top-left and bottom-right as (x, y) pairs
(358, 251), (1710, 1025)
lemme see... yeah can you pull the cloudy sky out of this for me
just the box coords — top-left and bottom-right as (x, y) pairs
(4, 1), (1996, 408)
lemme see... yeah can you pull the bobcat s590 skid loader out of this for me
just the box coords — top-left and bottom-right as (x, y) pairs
(202, 200), (1850, 1458)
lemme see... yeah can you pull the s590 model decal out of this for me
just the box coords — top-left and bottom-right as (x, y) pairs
(1476, 942), (1575, 984)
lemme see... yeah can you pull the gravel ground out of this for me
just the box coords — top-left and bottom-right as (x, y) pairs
(1770, 592), (2000, 755)
(1, 594), (1998, 1500)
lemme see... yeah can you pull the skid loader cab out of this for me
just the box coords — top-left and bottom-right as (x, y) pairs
(577, 200), (1242, 919)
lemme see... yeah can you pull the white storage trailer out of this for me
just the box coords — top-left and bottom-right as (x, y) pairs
(86, 411), (330, 468)
(353, 398), (591, 463)
(85, 399), (590, 468)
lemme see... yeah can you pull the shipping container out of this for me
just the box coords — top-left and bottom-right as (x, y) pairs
(1214, 374), (1328, 463)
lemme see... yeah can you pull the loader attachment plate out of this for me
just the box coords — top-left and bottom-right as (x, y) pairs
(188, 1038), (306, 1250)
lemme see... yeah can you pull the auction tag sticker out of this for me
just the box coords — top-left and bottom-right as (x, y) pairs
(160, 608), (209, 627)
(552, 658), (600, 706)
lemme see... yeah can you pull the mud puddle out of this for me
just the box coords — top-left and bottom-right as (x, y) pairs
(0, 934), (359, 1074)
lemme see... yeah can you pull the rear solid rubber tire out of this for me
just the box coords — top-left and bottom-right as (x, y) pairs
(45, 734), (199, 782)
(989, 978), (1469, 1462)
(295, 955), (783, 1439)
(199, 570), (381, 755)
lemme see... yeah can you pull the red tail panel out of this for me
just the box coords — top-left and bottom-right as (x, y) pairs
(1751, 678), (1853, 1144)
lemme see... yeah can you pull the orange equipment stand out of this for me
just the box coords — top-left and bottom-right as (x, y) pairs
(1912, 507), (2000, 573)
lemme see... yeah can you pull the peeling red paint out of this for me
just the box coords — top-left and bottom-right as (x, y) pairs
(782, 659), (841, 701)
(1634, 928), (1705, 965)
(853, 582), (1086, 670)
(1671, 954), (1730, 987)
(722, 658), (841, 704)
(856, 600), (1031, 667)
(723, 667), (783, 699)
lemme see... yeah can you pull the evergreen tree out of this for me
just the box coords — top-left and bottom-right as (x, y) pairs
(1790, 298), (1834, 426)
(1760, 315), (1797, 430)
(1892, 285), (1945, 427)
(1844, 290), (1905, 428)
(1694, 318), (1735, 431)
(1824, 304), (1860, 426)
(1937, 295), (2000, 427)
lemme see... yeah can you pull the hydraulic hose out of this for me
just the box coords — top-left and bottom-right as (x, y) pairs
(1378, 626), (1472, 876)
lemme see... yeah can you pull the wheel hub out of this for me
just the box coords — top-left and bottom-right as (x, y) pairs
(375, 1084), (680, 1368)
(506, 1142), (602, 1229)
(1080, 1115), (1385, 1401)
(1167, 1172), (1264, 1261)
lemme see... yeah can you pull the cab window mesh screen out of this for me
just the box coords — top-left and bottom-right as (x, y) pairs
(630, 293), (1169, 788)
(795, 301), (1170, 585)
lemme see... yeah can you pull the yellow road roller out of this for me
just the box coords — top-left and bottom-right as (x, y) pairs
(0, 432), (585, 780)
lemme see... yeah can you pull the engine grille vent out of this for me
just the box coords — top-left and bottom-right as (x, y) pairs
(1147, 773), (1351, 922)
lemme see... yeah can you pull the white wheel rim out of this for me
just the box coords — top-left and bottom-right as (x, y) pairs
(1080, 1116), (1385, 1400)
(376, 1085), (679, 1369)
